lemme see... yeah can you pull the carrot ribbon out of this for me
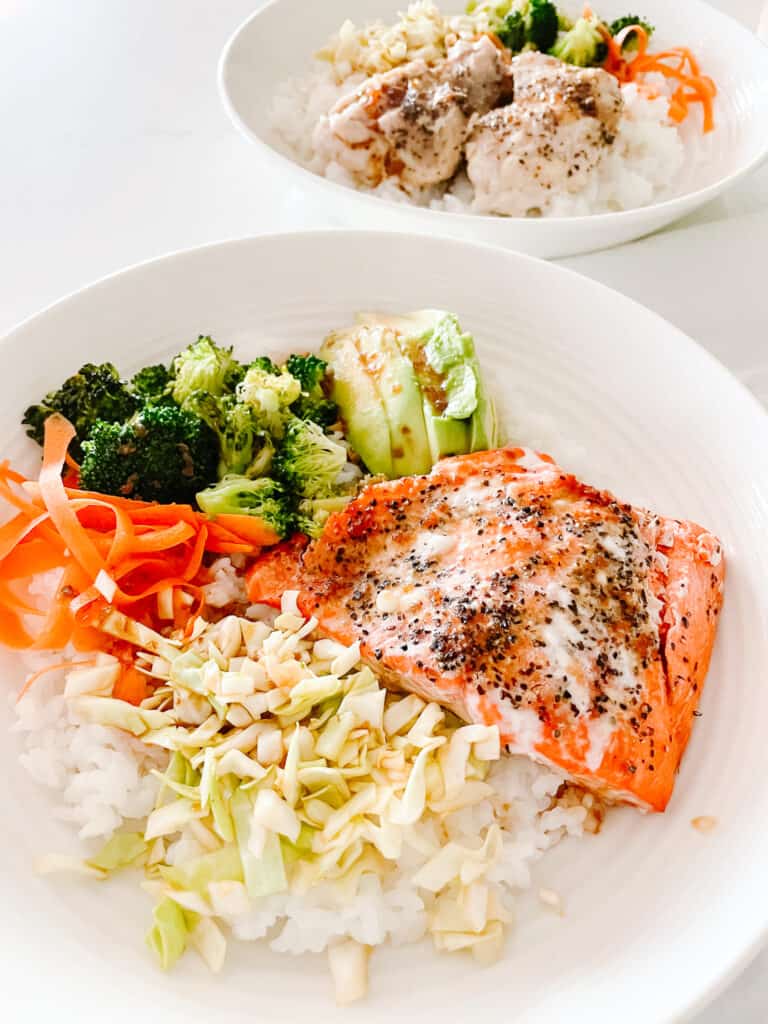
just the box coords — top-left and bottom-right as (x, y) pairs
(598, 23), (716, 133)
(0, 415), (276, 654)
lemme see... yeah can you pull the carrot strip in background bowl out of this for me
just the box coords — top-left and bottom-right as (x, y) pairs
(597, 23), (716, 132)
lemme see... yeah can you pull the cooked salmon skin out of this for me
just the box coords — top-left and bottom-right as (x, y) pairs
(248, 447), (725, 811)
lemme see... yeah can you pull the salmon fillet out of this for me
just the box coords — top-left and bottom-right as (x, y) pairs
(247, 447), (725, 811)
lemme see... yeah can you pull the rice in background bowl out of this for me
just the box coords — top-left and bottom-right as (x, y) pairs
(220, 0), (768, 256)
(269, 1), (706, 220)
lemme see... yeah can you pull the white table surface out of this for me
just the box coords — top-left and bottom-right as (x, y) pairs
(1, 1), (766, 1019)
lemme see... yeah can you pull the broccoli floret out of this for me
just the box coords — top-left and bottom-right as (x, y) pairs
(184, 391), (274, 479)
(609, 14), (654, 50)
(79, 404), (218, 504)
(496, 0), (559, 53)
(285, 353), (326, 392)
(196, 475), (295, 539)
(217, 401), (274, 479)
(237, 364), (302, 439)
(527, 0), (559, 51)
(497, 10), (525, 50)
(248, 356), (280, 375)
(22, 363), (138, 461)
(285, 353), (338, 428)
(170, 336), (244, 405)
(550, 16), (607, 66)
(273, 419), (348, 499)
(130, 364), (172, 403)
(296, 495), (353, 539)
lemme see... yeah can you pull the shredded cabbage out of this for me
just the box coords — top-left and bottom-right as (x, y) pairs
(87, 833), (148, 872)
(315, 0), (509, 81)
(56, 594), (506, 999)
(146, 898), (189, 969)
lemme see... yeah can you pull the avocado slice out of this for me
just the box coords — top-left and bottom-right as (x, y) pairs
(320, 328), (394, 478)
(351, 319), (433, 477)
(362, 310), (497, 459)
(423, 411), (470, 462)
(469, 371), (497, 452)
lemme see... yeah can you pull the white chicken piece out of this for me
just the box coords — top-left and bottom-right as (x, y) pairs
(466, 53), (624, 217)
(442, 36), (514, 115)
(313, 36), (512, 192)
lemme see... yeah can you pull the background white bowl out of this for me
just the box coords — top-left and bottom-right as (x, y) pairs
(219, 0), (768, 258)
(2, 231), (768, 1023)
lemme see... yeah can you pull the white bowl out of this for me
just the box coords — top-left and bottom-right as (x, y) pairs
(219, 0), (768, 258)
(2, 231), (768, 1022)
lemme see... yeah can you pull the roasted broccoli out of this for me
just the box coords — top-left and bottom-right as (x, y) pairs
(170, 336), (244, 405)
(609, 14), (654, 50)
(22, 363), (137, 461)
(196, 475), (295, 538)
(284, 353), (326, 393)
(273, 418), (348, 499)
(183, 391), (274, 479)
(285, 353), (338, 427)
(130, 364), (172, 403)
(79, 403), (218, 504)
(550, 16), (607, 66)
(237, 363), (302, 439)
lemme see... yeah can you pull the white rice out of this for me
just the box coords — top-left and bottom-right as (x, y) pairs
(13, 674), (162, 839)
(14, 666), (588, 957)
(270, 58), (689, 218)
(203, 555), (249, 608)
(12, 560), (594, 965)
(223, 757), (587, 956)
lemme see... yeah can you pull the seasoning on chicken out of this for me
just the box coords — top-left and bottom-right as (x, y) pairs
(466, 52), (624, 216)
(313, 35), (513, 191)
(248, 447), (725, 813)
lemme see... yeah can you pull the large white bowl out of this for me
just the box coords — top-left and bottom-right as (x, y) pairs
(219, 0), (768, 258)
(2, 231), (768, 1023)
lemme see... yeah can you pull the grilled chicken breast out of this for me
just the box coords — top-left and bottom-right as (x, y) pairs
(313, 36), (513, 191)
(248, 448), (724, 812)
(466, 52), (623, 216)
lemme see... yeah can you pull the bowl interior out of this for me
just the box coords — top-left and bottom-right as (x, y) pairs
(2, 232), (768, 1024)
(219, 0), (768, 256)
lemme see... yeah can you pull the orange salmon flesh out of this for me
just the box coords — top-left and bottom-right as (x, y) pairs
(248, 447), (725, 811)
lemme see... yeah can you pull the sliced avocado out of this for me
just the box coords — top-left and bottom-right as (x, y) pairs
(363, 309), (497, 455)
(351, 319), (433, 477)
(320, 328), (394, 478)
(469, 373), (497, 452)
(423, 405), (470, 462)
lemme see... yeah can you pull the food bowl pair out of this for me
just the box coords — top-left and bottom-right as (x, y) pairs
(4, 4), (768, 1024)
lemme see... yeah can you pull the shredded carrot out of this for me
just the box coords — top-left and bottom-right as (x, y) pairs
(209, 512), (279, 548)
(0, 537), (63, 580)
(0, 579), (45, 616)
(39, 414), (108, 581)
(16, 658), (98, 702)
(0, 415), (275, 658)
(598, 24), (716, 133)
(0, 605), (35, 649)
(112, 665), (149, 706)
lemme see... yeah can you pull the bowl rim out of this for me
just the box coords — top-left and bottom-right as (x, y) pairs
(2, 228), (768, 1021)
(217, 0), (768, 229)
